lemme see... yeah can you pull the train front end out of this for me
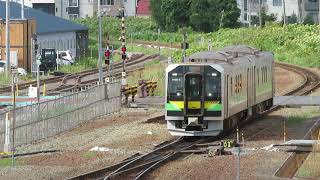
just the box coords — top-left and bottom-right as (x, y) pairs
(166, 64), (224, 136)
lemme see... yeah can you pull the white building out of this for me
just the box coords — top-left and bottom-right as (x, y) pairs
(237, 0), (316, 24)
(9, 0), (137, 20)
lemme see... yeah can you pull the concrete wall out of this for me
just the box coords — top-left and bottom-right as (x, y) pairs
(124, 0), (136, 16)
(101, 0), (123, 16)
(38, 31), (77, 57)
(54, 0), (69, 19)
(79, 0), (97, 18)
(22, 0), (55, 7)
(237, 0), (300, 23)
(265, 0), (299, 21)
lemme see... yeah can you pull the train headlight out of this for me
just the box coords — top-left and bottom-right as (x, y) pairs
(208, 93), (212, 97)
(177, 92), (181, 96)
(211, 73), (217, 77)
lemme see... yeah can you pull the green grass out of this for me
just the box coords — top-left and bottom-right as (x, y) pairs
(285, 107), (320, 127)
(58, 57), (98, 74)
(76, 17), (320, 67)
(82, 151), (96, 158)
(0, 158), (22, 167)
(0, 73), (11, 86)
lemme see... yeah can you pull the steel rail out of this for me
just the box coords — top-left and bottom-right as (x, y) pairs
(68, 62), (320, 180)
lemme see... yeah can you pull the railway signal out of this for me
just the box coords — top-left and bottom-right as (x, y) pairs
(120, 7), (127, 91)
(104, 49), (110, 65)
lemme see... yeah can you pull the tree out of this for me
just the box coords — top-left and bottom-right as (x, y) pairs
(150, 0), (240, 32)
(287, 13), (298, 24)
(251, 8), (276, 27)
(303, 14), (315, 25)
(150, 0), (191, 32)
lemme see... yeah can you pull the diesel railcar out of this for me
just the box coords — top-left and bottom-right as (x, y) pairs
(165, 45), (274, 136)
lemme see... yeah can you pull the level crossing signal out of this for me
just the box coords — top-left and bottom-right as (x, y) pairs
(121, 46), (127, 60)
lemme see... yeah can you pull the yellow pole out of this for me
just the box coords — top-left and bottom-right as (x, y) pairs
(43, 82), (46, 96)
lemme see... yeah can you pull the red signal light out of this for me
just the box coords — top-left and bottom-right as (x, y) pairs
(121, 47), (126, 53)
(105, 50), (111, 57)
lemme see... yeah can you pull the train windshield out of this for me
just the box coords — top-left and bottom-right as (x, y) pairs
(204, 66), (221, 101)
(168, 66), (184, 101)
(168, 66), (221, 101)
(186, 74), (202, 101)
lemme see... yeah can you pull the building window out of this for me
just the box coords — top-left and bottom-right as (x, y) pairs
(101, 0), (114, 5)
(273, 0), (282, 6)
(69, 14), (78, 20)
(69, 0), (78, 7)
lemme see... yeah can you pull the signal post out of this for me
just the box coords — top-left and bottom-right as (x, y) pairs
(120, 8), (128, 103)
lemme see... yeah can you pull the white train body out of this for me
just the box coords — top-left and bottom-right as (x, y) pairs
(165, 45), (274, 136)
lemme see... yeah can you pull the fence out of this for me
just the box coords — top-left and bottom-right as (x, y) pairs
(0, 82), (121, 150)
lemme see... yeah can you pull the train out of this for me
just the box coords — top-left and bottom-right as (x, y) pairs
(165, 45), (275, 136)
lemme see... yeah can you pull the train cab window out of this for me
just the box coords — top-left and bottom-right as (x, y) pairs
(168, 66), (184, 101)
(204, 66), (221, 101)
(186, 75), (202, 100)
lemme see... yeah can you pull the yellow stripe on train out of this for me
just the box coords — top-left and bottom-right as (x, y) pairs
(169, 101), (220, 109)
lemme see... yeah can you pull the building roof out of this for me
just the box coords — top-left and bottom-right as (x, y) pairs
(0, 1), (88, 34)
(137, 0), (150, 15)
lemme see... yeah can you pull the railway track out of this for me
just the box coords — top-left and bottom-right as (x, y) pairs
(0, 54), (158, 95)
(68, 137), (210, 180)
(48, 54), (159, 94)
(69, 62), (320, 180)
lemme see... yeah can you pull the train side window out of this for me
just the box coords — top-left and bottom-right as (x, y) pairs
(240, 74), (242, 91)
(257, 69), (260, 85)
(235, 75), (238, 94)
(230, 77), (233, 96)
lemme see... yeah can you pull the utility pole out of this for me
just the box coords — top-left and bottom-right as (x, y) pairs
(158, 28), (161, 59)
(283, 0), (286, 25)
(21, 0), (24, 19)
(298, 0), (302, 23)
(259, 0), (262, 28)
(318, 0), (320, 24)
(248, 0), (251, 27)
(60, 0), (63, 18)
(219, 9), (225, 28)
(98, 0), (103, 84)
(236, 127), (240, 180)
(6, 0), (11, 75)
(182, 32), (187, 62)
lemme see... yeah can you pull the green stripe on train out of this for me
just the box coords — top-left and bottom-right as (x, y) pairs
(166, 103), (182, 111)
(207, 103), (222, 111)
(166, 102), (222, 111)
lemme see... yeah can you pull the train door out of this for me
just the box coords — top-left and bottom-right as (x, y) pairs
(184, 73), (203, 116)
(253, 66), (256, 104)
(247, 68), (250, 107)
(225, 75), (229, 117)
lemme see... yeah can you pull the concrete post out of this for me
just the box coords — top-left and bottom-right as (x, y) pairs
(4, 113), (10, 153)
(21, 0), (24, 19)
(6, 0), (11, 74)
